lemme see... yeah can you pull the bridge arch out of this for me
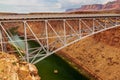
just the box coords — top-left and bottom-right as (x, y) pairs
(0, 14), (119, 64)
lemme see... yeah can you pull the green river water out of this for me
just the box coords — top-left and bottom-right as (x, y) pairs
(35, 54), (89, 80)
(12, 35), (89, 80)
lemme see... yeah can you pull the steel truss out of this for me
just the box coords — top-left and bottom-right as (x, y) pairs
(0, 17), (120, 64)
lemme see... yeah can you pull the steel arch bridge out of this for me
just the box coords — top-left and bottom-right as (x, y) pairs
(0, 14), (120, 64)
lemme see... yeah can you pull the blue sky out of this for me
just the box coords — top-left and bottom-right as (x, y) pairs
(0, 0), (115, 13)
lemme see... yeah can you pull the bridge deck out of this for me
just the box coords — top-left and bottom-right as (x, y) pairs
(0, 14), (119, 20)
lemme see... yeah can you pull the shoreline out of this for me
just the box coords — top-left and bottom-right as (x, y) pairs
(56, 51), (102, 80)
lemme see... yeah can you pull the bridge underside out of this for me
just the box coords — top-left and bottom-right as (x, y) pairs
(0, 16), (120, 64)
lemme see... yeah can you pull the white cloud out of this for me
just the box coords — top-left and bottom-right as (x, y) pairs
(68, 0), (81, 4)
(0, 0), (116, 13)
(0, 0), (42, 6)
(0, 0), (62, 13)
(55, 3), (62, 8)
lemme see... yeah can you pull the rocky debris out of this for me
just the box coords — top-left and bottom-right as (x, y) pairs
(54, 69), (59, 74)
(0, 52), (41, 80)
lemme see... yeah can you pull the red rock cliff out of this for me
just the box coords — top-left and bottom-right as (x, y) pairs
(67, 0), (120, 12)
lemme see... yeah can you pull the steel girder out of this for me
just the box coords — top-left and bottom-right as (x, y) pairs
(0, 17), (120, 64)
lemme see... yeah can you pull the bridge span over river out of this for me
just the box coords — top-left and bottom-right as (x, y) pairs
(0, 14), (120, 64)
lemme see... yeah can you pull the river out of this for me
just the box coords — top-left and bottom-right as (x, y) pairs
(11, 35), (89, 80)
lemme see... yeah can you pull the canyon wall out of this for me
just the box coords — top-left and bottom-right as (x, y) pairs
(67, 0), (120, 12)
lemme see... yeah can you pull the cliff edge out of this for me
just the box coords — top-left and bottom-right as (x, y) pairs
(0, 52), (41, 80)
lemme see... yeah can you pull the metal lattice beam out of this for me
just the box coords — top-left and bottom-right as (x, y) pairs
(0, 16), (119, 64)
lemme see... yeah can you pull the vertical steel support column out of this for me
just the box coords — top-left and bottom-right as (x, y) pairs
(24, 21), (29, 62)
(93, 18), (95, 33)
(1, 28), (7, 53)
(45, 20), (49, 53)
(105, 18), (107, 28)
(115, 17), (118, 25)
(63, 19), (67, 45)
(79, 19), (82, 38)
(0, 29), (3, 52)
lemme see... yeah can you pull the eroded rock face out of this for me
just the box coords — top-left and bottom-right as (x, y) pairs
(0, 52), (41, 80)
(94, 27), (120, 48)
(61, 36), (120, 80)
(79, 4), (103, 11)
(66, 0), (120, 12)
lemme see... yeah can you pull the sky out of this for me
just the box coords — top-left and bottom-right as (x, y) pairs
(0, 0), (115, 13)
